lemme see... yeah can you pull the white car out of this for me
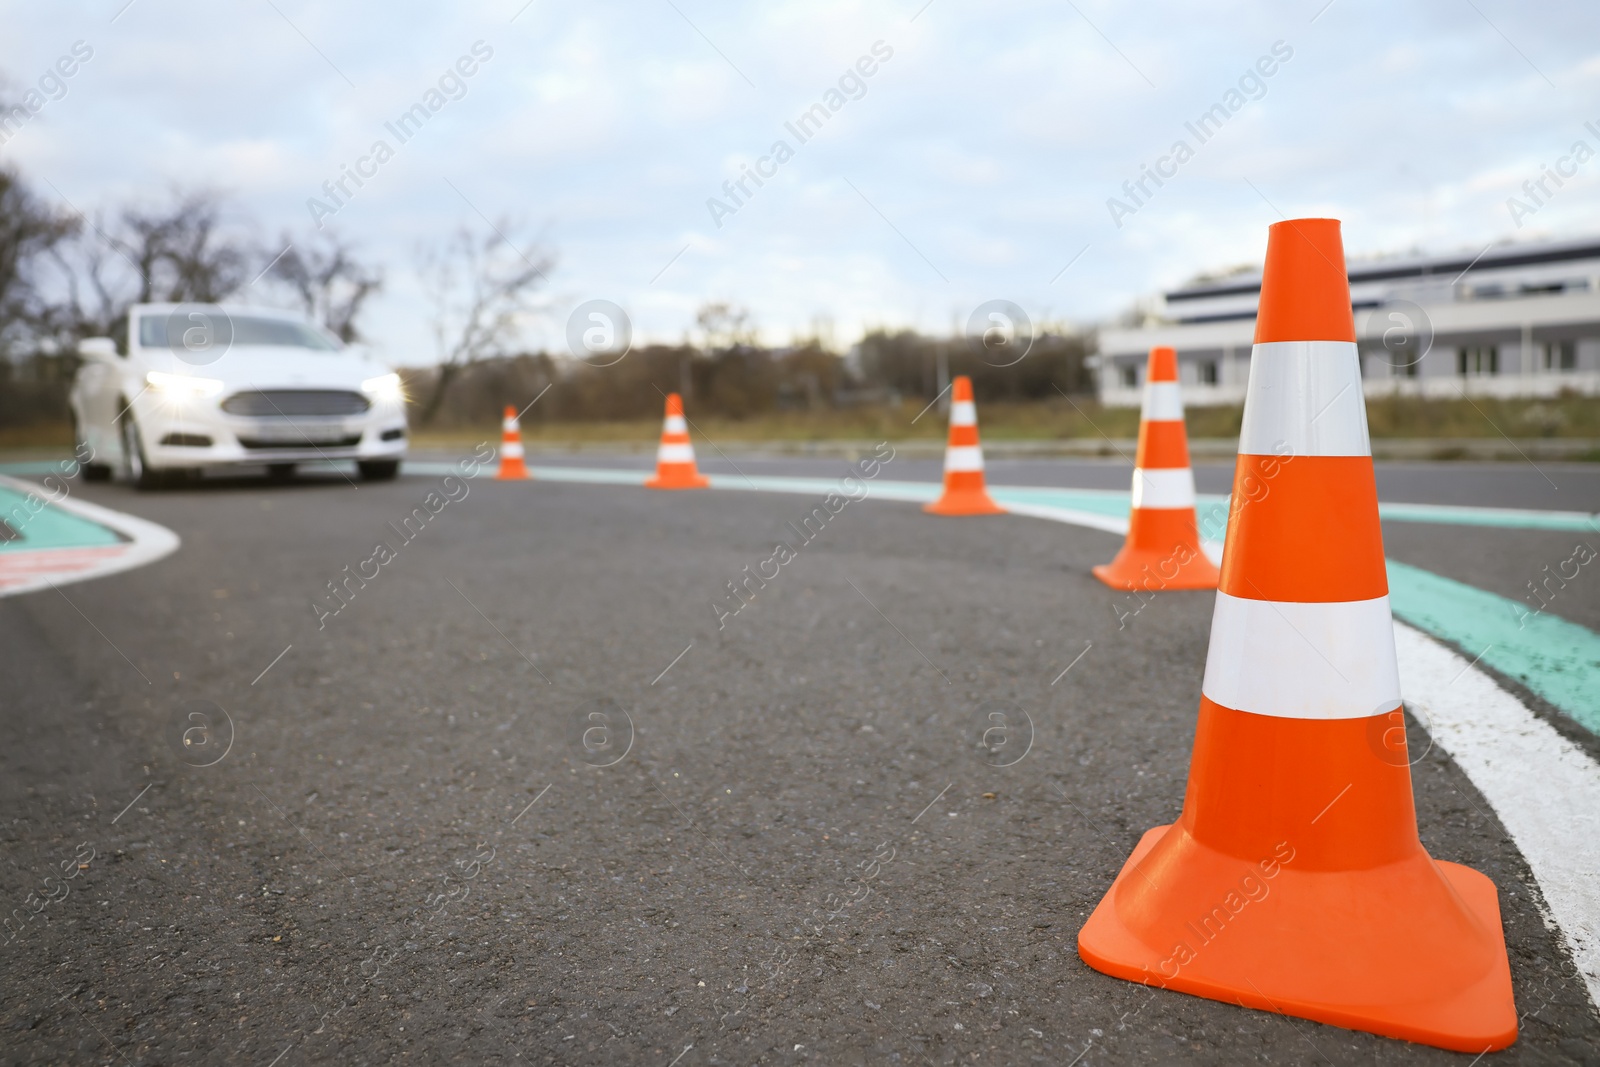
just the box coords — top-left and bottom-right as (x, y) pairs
(71, 303), (407, 487)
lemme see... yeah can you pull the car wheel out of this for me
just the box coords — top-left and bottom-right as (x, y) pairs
(267, 463), (297, 482)
(119, 413), (161, 490)
(73, 419), (112, 481)
(358, 459), (400, 481)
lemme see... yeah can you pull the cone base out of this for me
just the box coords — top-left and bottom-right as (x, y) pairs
(1094, 550), (1216, 591)
(496, 461), (530, 480)
(922, 490), (1005, 516)
(1078, 825), (1517, 1054)
(1092, 543), (1219, 590)
(645, 467), (710, 490)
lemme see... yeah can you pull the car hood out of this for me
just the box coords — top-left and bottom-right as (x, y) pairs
(138, 346), (390, 392)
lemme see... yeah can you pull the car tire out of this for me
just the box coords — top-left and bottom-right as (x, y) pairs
(358, 459), (401, 481)
(72, 418), (112, 481)
(119, 412), (163, 490)
(267, 463), (297, 482)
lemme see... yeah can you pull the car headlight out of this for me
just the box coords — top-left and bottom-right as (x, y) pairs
(146, 370), (224, 398)
(361, 373), (403, 402)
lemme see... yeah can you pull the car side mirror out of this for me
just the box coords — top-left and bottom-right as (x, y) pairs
(78, 337), (118, 361)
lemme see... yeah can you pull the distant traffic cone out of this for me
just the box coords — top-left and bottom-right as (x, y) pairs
(496, 406), (529, 480)
(644, 393), (710, 489)
(1077, 219), (1516, 1053)
(923, 376), (1004, 516)
(1092, 347), (1218, 590)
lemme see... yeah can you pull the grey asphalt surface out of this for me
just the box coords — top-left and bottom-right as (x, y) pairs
(511, 451), (1600, 632)
(2, 461), (1598, 1065)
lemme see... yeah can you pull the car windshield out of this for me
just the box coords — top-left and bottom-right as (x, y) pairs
(138, 313), (340, 351)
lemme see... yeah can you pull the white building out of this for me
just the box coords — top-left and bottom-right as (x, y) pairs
(1095, 236), (1600, 406)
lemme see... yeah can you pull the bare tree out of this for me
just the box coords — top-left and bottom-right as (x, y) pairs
(47, 187), (257, 340)
(115, 189), (254, 303)
(694, 301), (755, 351)
(414, 219), (553, 425)
(0, 166), (78, 357)
(269, 231), (382, 342)
(48, 215), (140, 339)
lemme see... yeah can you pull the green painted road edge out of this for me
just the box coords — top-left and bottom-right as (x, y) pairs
(0, 474), (182, 597)
(0, 484), (125, 552)
(1387, 560), (1600, 735)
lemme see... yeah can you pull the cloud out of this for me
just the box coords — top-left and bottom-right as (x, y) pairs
(3, 0), (1597, 363)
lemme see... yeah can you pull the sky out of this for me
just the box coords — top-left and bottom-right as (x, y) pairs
(3, 0), (1599, 366)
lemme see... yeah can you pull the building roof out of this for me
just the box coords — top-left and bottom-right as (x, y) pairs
(1165, 235), (1600, 304)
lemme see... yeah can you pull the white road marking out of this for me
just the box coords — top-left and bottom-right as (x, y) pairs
(1395, 622), (1600, 1009)
(0, 474), (180, 598)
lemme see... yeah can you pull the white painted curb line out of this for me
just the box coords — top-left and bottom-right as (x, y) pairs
(0, 474), (181, 597)
(1395, 622), (1600, 1010)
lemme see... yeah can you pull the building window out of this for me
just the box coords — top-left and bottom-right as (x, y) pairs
(1458, 346), (1498, 376)
(1199, 361), (1218, 385)
(1545, 340), (1577, 371)
(1120, 364), (1138, 388)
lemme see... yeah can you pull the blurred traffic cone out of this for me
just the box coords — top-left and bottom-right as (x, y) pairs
(1077, 219), (1516, 1053)
(923, 376), (1004, 516)
(496, 405), (529, 480)
(1092, 347), (1218, 590)
(645, 393), (710, 489)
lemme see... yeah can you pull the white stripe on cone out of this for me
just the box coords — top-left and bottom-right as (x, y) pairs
(943, 445), (984, 472)
(501, 442), (524, 459)
(657, 443), (696, 463)
(1141, 382), (1183, 422)
(1239, 340), (1370, 457)
(503, 417), (518, 432)
(950, 400), (977, 425)
(665, 415), (688, 434)
(1201, 591), (1402, 719)
(1130, 466), (1196, 509)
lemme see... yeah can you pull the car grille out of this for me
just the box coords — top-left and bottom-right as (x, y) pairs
(221, 390), (370, 417)
(238, 434), (364, 451)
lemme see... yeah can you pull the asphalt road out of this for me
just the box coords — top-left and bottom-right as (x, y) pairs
(3, 464), (1598, 1065)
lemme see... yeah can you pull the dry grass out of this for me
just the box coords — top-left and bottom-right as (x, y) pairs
(5, 395), (1598, 455)
(0, 422), (73, 449)
(416, 394), (1600, 448)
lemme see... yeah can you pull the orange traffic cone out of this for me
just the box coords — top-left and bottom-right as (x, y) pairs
(1077, 219), (1516, 1053)
(1092, 347), (1218, 590)
(923, 376), (1004, 516)
(496, 405), (529, 480)
(644, 393), (710, 490)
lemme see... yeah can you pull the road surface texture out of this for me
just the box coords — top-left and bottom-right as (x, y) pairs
(2, 457), (1598, 1065)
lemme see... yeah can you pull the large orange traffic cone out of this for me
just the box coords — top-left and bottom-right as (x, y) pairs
(496, 405), (529, 480)
(644, 393), (710, 490)
(923, 376), (1004, 516)
(1077, 219), (1516, 1053)
(1092, 347), (1218, 589)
